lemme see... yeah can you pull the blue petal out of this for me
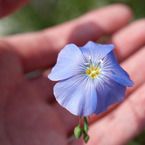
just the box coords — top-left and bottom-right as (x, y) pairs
(79, 41), (114, 63)
(54, 75), (97, 116)
(102, 51), (134, 87)
(94, 75), (126, 115)
(48, 44), (86, 81)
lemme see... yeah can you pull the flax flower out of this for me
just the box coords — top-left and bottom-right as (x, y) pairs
(48, 41), (133, 116)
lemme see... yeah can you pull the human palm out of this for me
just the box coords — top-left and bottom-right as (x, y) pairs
(0, 2), (145, 145)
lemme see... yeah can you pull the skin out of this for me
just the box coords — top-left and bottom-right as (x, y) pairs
(0, 1), (145, 145)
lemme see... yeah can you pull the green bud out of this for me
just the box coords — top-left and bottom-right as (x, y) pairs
(74, 125), (83, 139)
(83, 117), (89, 134)
(83, 133), (89, 143)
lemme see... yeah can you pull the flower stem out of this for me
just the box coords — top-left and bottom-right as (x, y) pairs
(79, 116), (82, 126)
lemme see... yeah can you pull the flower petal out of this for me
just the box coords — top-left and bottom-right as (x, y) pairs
(79, 41), (114, 63)
(54, 75), (97, 116)
(94, 75), (126, 115)
(102, 51), (134, 87)
(48, 44), (86, 81)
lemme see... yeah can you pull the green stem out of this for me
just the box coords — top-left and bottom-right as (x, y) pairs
(79, 116), (82, 126)
(84, 117), (87, 124)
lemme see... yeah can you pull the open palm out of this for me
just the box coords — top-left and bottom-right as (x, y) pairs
(0, 2), (145, 145)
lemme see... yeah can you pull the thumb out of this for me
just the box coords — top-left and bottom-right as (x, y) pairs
(0, 0), (30, 18)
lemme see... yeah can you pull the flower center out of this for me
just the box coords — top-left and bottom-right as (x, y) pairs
(84, 56), (103, 79)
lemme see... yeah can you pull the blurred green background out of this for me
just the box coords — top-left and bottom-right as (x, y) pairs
(0, 0), (145, 36)
(0, 0), (145, 144)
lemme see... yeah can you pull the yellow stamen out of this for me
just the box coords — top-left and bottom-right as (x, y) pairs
(85, 60), (103, 78)
(90, 73), (97, 78)
(84, 55), (103, 78)
(86, 69), (91, 75)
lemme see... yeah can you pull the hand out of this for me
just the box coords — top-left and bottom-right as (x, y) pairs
(0, 1), (145, 145)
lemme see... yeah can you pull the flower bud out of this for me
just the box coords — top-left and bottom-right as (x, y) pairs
(83, 133), (89, 143)
(74, 125), (83, 139)
(83, 123), (88, 134)
(83, 117), (89, 134)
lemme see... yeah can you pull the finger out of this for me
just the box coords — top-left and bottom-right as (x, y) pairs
(0, 0), (30, 18)
(3, 4), (132, 72)
(69, 83), (145, 145)
(121, 46), (145, 96)
(112, 19), (145, 62)
(46, 46), (145, 135)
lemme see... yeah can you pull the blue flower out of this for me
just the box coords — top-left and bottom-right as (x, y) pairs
(48, 41), (134, 116)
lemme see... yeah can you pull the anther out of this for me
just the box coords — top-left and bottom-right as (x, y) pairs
(99, 68), (102, 72)
(84, 63), (90, 65)
(100, 59), (103, 63)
